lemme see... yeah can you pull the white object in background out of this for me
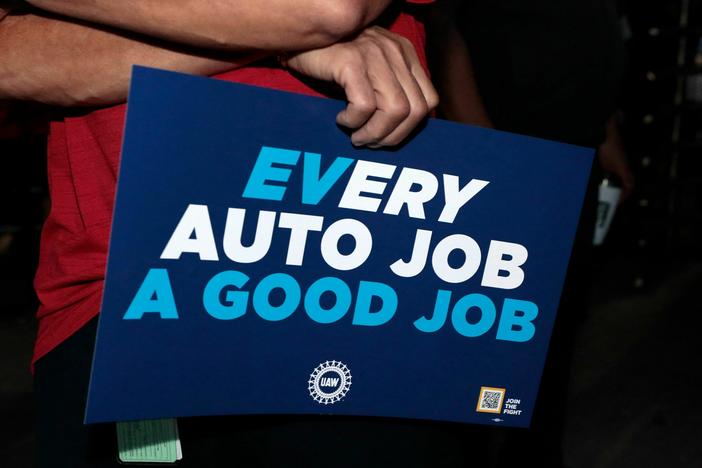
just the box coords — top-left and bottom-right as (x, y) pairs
(686, 38), (702, 103)
(593, 177), (622, 246)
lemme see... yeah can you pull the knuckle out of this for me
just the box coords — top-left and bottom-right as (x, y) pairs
(369, 38), (386, 54)
(426, 91), (440, 111)
(389, 98), (411, 121)
(398, 36), (413, 49)
(410, 100), (429, 120)
(338, 50), (366, 76)
(356, 99), (376, 116)
(360, 39), (383, 59)
(385, 39), (405, 59)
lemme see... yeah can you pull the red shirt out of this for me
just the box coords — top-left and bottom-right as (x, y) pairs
(33, 5), (432, 364)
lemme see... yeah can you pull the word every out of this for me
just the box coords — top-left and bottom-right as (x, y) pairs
(242, 146), (490, 224)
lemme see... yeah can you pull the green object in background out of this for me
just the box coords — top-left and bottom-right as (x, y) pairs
(117, 418), (181, 464)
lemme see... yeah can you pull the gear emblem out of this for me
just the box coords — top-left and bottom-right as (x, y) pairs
(308, 360), (352, 405)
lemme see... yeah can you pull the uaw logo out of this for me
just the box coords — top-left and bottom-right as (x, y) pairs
(308, 360), (352, 405)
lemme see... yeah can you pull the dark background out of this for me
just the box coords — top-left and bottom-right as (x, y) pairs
(2, 0), (702, 467)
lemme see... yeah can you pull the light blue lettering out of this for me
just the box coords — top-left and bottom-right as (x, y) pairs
(451, 293), (496, 338)
(352, 281), (397, 326)
(496, 299), (538, 342)
(414, 289), (451, 333)
(302, 153), (353, 205)
(252, 273), (301, 321)
(242, 146), (301, 201)
(123, 269), (178, 320)
(202, 270), (250, 320)
(304, 277), (352, 324)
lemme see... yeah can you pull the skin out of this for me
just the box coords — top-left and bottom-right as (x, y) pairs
(287, 26), (438, 147)
(598, 115), (634, 202)
(0, 13), (255, 106)
(25, 0), (391, 51)
(426, 1), (492, 128)
(0, 2), (438, 147)
(429, 0), (633, 201)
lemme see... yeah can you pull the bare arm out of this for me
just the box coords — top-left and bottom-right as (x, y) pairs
(426, 1), (492, 127)
(598, 114), (634, 202)
(432, 26), (492, 127)
(1, 3), (438, 147)
(25, 0), (392, 51)
(0, 13), (259, 106)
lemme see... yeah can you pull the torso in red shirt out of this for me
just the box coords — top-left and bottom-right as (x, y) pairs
(33, 4), (432, 364)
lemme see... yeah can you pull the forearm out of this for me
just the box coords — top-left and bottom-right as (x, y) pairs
(435, 27), (492, 127)
(0, 13), (259, 106)
(427, 2), (492, 127)
(26, 0), (392, 51)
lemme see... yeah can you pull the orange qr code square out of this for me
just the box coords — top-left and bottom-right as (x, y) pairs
(476, 387), (506, 414)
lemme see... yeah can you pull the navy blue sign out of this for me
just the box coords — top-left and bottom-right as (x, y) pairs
(86, 66), (593, 427)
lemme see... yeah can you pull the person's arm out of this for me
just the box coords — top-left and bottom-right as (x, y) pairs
(432, 25), (492, 127)
(598, 114), (634, 202)
(426, 1), (492, 127)
(1, 5), (437, 146)
(0, 13), (258, 106)
(286, 26), (438, 147)
(25, 0), (392, 51)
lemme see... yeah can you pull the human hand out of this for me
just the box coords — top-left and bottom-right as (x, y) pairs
(286, 26), (439, 147)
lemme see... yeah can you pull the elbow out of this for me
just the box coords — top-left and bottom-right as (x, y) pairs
(316, 0), (368, 40)
(192, 0), (387, 51)
(308, 0), (378, 45)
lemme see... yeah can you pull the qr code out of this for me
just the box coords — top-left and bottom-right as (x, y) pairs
(476, 387), (506, 413)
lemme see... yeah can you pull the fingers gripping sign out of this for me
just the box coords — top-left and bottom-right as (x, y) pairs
(286, 26), (438, 148)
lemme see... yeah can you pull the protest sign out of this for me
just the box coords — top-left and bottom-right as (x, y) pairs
(86, 67), (593, 427)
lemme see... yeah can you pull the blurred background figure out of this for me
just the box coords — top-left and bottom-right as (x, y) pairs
(427, 1), (702, 467)
(0, 103), (48, 319)
(0, 102), (48, 466)
(428, 1), (629, 466)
